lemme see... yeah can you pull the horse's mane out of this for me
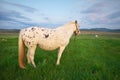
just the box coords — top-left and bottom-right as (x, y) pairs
(60, 22), (74, 27)
(68, 22), (75, 25)
(56, 21), (75, 30)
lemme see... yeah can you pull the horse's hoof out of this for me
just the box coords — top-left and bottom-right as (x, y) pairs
(56, 63), (60, 66)
(20, 66), (26, 69)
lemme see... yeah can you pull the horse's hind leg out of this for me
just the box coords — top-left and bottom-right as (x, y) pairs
(28, 45), (37, 68)
(27, 50), (30, 64)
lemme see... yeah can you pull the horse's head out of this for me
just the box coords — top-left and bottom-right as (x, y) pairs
(74, 20), (80, 35)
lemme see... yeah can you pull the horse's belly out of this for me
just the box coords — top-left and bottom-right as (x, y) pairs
(38, 43), (59, 51)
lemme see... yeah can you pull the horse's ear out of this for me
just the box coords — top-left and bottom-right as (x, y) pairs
(75, 20), (77, 24)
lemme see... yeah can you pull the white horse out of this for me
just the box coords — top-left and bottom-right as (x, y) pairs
(18, 20), (80, 69)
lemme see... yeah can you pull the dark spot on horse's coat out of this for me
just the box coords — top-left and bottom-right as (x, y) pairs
(36, 32), (39, 34)
(28, 36), (31, 39)
(22, 33), (25, 36)
(25, 29), (27, 31)
(52, 30), (56, 32)
(27, 42), (31, 45)
(44, 34), (49, 38)
(33, 35), (35, 38)
(41, 29), (44, 31)
(31, 27), (35, 31)
(23, 39), (25, 42)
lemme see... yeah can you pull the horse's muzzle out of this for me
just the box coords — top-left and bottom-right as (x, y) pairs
(74, 30), (80, 35)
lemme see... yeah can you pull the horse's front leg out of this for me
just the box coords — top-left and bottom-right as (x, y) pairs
(56, 46), (66, 65)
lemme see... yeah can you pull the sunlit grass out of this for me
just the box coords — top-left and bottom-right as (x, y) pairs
(0, 34), (120, 80)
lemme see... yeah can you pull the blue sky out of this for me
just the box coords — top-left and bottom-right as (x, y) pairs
(0, 0), (120, 29)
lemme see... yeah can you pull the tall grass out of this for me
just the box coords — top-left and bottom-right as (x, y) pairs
(0, 34), (120, 80)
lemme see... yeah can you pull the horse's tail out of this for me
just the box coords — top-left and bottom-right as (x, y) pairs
(18, 31), (26, 69)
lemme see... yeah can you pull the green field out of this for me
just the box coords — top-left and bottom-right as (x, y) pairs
(0, 33), (120, 80)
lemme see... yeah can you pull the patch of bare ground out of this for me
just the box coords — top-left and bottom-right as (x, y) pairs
(81, 30), (120, 35)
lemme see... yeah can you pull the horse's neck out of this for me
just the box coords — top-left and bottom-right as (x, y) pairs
(56, 24), (75, 38)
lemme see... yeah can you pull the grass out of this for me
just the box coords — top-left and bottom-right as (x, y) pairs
(0, 33), (120, 80)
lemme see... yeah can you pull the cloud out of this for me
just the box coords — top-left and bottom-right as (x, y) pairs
(0, 9), (61, 29)
(107, 11), (120, 19)
(0, 10), (30, 21)
(0, 0), (37, 13)
(82, 2), (107, 14)
(0, 0), (40, 29)
(79, 1), (120, 29)
(0, 0), (120, 29)
(0, 9), (36, 29)
(0, 1), (87, 29)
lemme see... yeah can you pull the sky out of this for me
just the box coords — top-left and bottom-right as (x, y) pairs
(0, 0), (120, 29)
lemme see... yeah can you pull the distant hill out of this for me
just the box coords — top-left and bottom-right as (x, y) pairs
(0, 28), (120, 33)
(0, 29), (20, 33)
(81, 28), (120, 32)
